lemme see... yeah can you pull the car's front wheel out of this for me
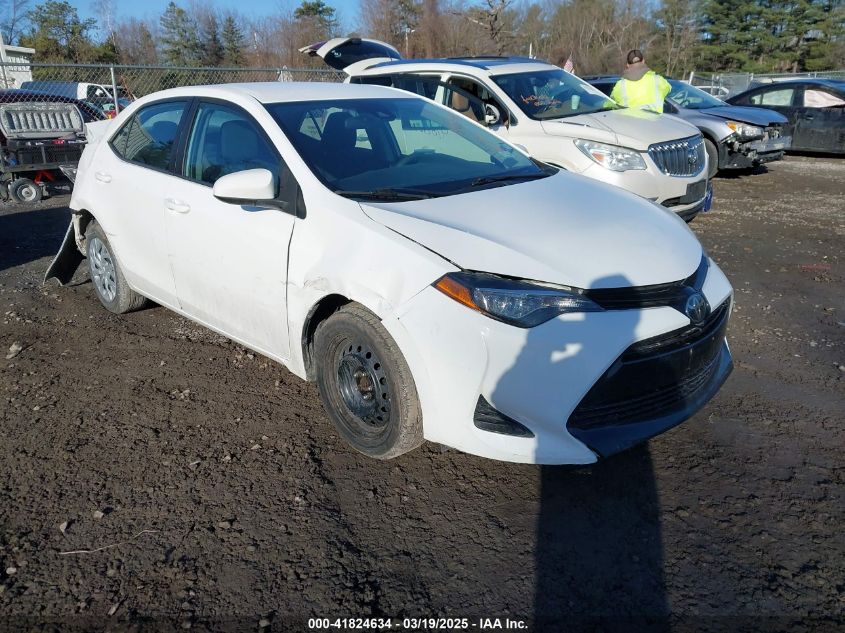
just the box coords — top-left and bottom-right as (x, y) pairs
(86, 222), (148, 314)
(314, 304), (423, 459)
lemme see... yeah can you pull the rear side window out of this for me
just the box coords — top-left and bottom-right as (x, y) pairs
(110, 100), (188, 171)
(803, 88), (845, 108)
(355, 74), (440, 100)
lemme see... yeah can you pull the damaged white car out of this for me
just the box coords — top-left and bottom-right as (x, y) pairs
(46, 83), (733, 464)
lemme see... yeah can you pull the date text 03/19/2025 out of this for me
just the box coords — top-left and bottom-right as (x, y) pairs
(307, 617), (529, 630)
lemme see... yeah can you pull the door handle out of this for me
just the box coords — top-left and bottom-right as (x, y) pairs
(802, 113), (815, 120)
(94, 171), (111, 183)
(165, 198), (191, 214)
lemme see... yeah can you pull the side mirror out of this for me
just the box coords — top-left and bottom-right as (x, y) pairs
(484, 103), (501, 126)
(213, 168), (277, 206)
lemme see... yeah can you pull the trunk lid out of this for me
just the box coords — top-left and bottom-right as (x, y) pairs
(300, 37), (402, 74)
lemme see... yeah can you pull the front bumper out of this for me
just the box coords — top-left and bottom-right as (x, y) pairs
(396, 259), (733, 464)
(720, 134), (791, 170)
(579, 154), (707, 217)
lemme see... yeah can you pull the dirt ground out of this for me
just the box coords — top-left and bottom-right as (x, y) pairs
(0, 156), (843, 632)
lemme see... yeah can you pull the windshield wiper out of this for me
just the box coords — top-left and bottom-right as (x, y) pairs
(334, 188), (435, 201)
(470, 173), (549, 187)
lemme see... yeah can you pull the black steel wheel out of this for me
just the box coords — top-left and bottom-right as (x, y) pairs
(314, 304), (422, 459)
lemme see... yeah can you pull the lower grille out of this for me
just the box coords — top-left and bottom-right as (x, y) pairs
(568, 299), (730, 430)
(648, 134), (706, 177)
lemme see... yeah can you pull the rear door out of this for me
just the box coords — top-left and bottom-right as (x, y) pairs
(91, 98), (191, 306)
(300, 37), (402, 74)
(792, 85), (845, 153)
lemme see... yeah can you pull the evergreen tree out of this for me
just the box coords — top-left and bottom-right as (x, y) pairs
(221, 15), (245, 67)
(200, 13), (224, 67)
(699, 0), (844, 72)
(159, 1), (202, 66)
(19, 0), (99, 62)
(294, 0), (338, 35)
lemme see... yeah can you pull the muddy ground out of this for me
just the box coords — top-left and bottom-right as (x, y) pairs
(0, 156), (843, 632)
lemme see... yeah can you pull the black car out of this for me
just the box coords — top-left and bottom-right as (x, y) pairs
(727, 79), (845, 154)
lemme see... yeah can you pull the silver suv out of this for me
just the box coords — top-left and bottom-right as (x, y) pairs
(302, 38), (712, 221)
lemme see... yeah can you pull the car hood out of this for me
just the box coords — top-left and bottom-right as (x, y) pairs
(540, 108), (700, 150)
(697, 104), (788, 126)
(359, 173), (702, 290)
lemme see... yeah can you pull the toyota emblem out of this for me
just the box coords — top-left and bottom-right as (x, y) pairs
(685, 292), (708, 324)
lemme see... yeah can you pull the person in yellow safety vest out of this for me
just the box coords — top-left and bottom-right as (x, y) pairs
(610, 49), (672, 114)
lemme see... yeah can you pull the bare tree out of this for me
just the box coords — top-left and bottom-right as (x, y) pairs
(654, 0), (699, 76)
(2, 0), (31, 43)
(114, 17), (159, 64)
(91, 0), (116, 46)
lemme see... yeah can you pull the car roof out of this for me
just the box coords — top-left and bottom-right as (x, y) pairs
(743, 78), (845, 91)
(137, 81), (417, 104)
(359, 58), (559, 76)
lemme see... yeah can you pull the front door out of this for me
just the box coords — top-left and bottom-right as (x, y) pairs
(742, 86), (798, 139)
(792, 86), (845, 152)
(164, 100), (296, 359)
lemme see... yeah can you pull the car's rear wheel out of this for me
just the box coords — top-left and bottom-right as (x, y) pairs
(85, 222), (148, 314)
(704, 139), (719, 179)
(10, 178), (42, 203)
(314, 304), (423, 459)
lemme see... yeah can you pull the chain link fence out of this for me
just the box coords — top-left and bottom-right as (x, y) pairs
(0, 62), (345, 201)
(0, 62), (344, 117)
(686, 70), (845, 98)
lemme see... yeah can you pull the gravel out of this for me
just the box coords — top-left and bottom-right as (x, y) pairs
(0, 155), (843, 631)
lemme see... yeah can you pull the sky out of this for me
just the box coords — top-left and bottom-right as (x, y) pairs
(76, 0), (362, 35)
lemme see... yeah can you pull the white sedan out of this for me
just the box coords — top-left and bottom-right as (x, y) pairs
(46, 82), (733, 464)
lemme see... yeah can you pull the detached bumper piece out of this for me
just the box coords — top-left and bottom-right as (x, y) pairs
(473, 396), (534, 438)
(567, 300), (733, 458)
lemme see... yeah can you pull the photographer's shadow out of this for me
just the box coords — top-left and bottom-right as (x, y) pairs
(491, 274), (668, 631)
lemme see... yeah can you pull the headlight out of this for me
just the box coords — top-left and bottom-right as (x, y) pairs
(725, 121), (763, 140)
(434, 271), (603, 328)
(573, 139), (646, 171)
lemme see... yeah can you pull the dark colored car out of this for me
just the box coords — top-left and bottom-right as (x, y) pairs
(587, 76), (790, 177)
(727, 79), (845, 154)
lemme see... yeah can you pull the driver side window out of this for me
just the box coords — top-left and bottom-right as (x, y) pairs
(183, 102), (280, 185)
(749, 88), (795, 106)
(445, 77), (506, 126)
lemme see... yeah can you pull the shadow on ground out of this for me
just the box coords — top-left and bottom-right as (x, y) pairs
(0, 204), (69, 272)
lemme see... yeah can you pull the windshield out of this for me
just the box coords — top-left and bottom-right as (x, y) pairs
(267, 98), (549, 199)
(667, 80), (726, 109)
(492, 69), (618, 120)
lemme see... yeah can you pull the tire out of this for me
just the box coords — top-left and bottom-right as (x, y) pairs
(85, 222), (148, 314)
(314, 304), (423, 459)
(704, 139), (719, 179)
(10, 178), (42, 203)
